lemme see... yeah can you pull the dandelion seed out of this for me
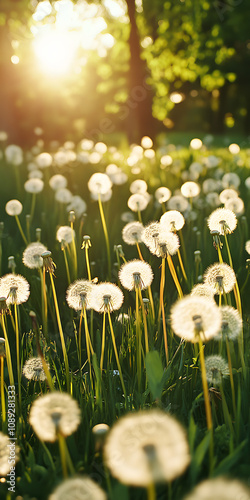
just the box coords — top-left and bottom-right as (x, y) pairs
(29, 392), (81, 442)
(89, 282), (124, 313)
(122, 221), (144, 245)
(119, 260), (153, 291)
(207, 208), (237, 235)
(203, 262), (236, 294)
(127, 193), (149, 212)
(5, 199), (23, 216)
(22, 357), (49, 381)
(24, 178), (44, 194)
(104, 409), (190, 486)
(205, 355), (229, 386)
(0, 274), (30, 305)
(22, 242), (48, 269)
(130, 179), (148, 194)
(160, 210), (185, 232)
(214, 305), (242, 341)
(0, 432), (19, 475)
(49, 174), (68, 191)
(191, 284), (215, 300)
(170, 295), (221, 342)
(88, 173), (112, 195)
(48, 476), (107, 500)
(66, 280), (94, 311)
(155, 187), (172, 204)
(181, 181), (200, 198)
(183, 476), (250, 500)
(56, 226), (75, 245)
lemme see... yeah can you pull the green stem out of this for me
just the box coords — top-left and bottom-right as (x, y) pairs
(159, 258), (168, 363)
(70, 222), (78, 279)
(14, 304), (21, 412)
(0, 356), (6, 424)
(85, 247), (92, 281)
(135, 287), (142, 391)
(98, 195), (111, 279)
(15, 215), (28, 246)
(1, 317), (14, 387)
(107, 310), (127, 403)
(147, 483), (156, 500)
(100, 311), (106, 373)
(63, 248), (71, 286)
(167, 254), (183, 298)
(138, 288), (149, 353)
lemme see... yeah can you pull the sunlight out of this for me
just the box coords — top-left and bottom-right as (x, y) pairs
(33, 28), (78, 75)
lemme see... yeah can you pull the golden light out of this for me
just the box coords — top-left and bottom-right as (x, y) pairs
(228, 143), (240, 154)
(190, 138), (203, 150)
(11, 55), (19, 65)
(33, 28), (78, 76)
(170, 92), (185, 104)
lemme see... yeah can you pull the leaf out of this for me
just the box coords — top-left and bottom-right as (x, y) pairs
(145, 351), (168, 401)
(213, 440), (247, 476)
(190, 431), (211, 482)
(111, 482), (129, 500)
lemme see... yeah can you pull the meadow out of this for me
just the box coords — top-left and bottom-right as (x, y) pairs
(0, 133), (250, 500)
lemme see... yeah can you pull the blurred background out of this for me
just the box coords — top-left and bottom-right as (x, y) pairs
(0, 0), (250, 145)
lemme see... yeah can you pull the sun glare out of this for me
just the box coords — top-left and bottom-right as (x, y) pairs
(33, 28), (78, 75)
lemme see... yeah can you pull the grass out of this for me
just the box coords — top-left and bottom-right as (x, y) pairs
(0, 135), (250, 499)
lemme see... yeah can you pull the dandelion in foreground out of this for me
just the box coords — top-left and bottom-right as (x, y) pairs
(119, 260), (153, 291)
(89, 282), (123, 313)
(56, 226), (75, 245)
(48, 476), (107, 500)
(160, 210), (185, 232)
(205, 355), (229, 386)
(104, 409), (190, 486)
(170, 295), (221, 342)
(29, 392), (81, 442)
(207, 207), (237, 235)
(88, 172), (112, 195)
(0, 274), (30, 305)
(203, 262), (236, 294)
(22, 356), (49, 381)
(214, 305), (242, 341)
(148, 230), (180, 258)
(191, 284), (215, 300)
(142, 221), (161, 248)
(0, 432), (19, 475)
(183, 476), (250, 500)
(66, 280), (93, 311)
(122, 221), (144, 245)
(22, 242), (48, 269)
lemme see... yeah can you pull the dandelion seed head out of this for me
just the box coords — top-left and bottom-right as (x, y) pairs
(203, 262), (236, 294)
(214, 305), (242, 341)
(48, 476), (107, 500)
(55, 188), (73, 204)
(205, 355), (229, 386)
(167, 195), (189, 212)
(5, 144), (23, 165)
(49, 174), (68, 191)
(222, 172), (240, 189)
(130, 179), (148, 194)
(89, 282), (124, 313)
(104, 409), (190, 486)
(56, 226), (75, 245)
(88, 173), (112, 195)
(219, 188), (238, 204)
(22, 357), (49, 381)
(0, 274), (30, 305)
(28, 169), (43, 179)
(155, 187), (172, 204)
(160, 210), (185, 232)
(119, 260), (153, 291)
(0, 432), (20, 475)
(224, 197), (244, 215)
(127, 193), (149, 212)
(190, 284), (215, 300)
(122, 221), (144, 245)
(245, 240), (250, 254)
(171, 296), (222, 343)
(35, 152), (52, 168)
(24, 178), (44, 194)
(22, 242), (48, 269)
(67, 196), (87, 218)
(66, 280), (94, 311)
(202, 178), (221, 194)
(183, 476), (250, 500)
(148, 230), (180, 257)
(29, 392), (81, 442)
(142, 221), (161, 248)
(207, 208), (237, 235)
(181, 181), (200, 198)
(206, 192), (221, 208)
(5, 199), (23, 216)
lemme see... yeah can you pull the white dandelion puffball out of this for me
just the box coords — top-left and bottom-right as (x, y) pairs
(190, 284), (215, 300)
(23, 242), (48, 269)
(104, 409), (190, 486)
(5, 199), (23, 216)
(56, 226), (75, 245)
(148, 230), (180, 258)
(222, 172), (240, 189)
(183, 477), (250, 500)
(66, 280), (94, 311)
(205, 355), (229, 386)
(122, 221), (144, 245)
(130, 179), (148, 194)
(155, 187), (172, 204)
(49, 174), (68, 191)
(119, 260), (153, 291)
(142, 221), (161, 248)
(127, 193), (149, 212)
(90, 189), (112, 202)
(49, 476), (107, 500)
(5, 144), (23, 165)
(24, 178), (44, 194)
(167, 195), (189, 212)
(29, 392), (81, 442)
(214, 305), (242, 341)
(207, 207), (237, 235)
(219, 188), (238, 204)
(170, 296), (222, 343)
(55, 188), (73, 204)
(141, 136), (153, 149)
(89, 282), (124, 313)
(181, 181), (200, 198)
(0, 274), (30, 305)
(160, 210), (185, 232)
(245, 240), (250, 254)
(28, 169), (43, 179)
(202, 178), (221, 194)
(35, 152), (53, 168)
(206, 192), (221, 208)
(88, 172), (112, 195)
(22, 357), (49, 381)
(224, 197), (244, 215)
(67, 196), (87, 218)
(203, 262), (236, 294)
(0, 432), (19, 475)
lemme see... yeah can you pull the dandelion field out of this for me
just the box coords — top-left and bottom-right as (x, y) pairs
(0, 135), (250, 500)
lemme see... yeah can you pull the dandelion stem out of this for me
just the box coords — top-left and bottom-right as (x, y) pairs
(58, 433), (68, 478)
(0, 356), (6, 424)
(226, 337), (236, 418)
(30, 193), (36, 223)
(100, 311), (106, 373)
(167, 255), (183, 298)
(70, 221), (78, 279)
(62, 247), (71, 286)
(135, 287), (142, 390)
(98, 194), (111, 279)
(107, 310), (127, 402)
(147, 483), (156, 500)
(14, 304), (21, 411)
(85, 246), (92, 281)
(136, 242), (143, 261)
(138, 288), (149, 353)
(1, 317), (14, 387)
(177, 249), (188, 282)
(14, 215), (28, 246)
(40, 268), (48, 339)
(198, 340), (212, 431)
(159, 258), (168, 364)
